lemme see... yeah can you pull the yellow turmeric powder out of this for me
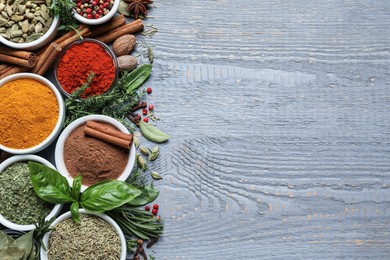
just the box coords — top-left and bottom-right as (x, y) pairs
(0, 78), (59, 149)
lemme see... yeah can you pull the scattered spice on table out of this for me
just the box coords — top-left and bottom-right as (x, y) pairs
(56, 40), (116, 97)
(0, 78), (59, 149)
(0, 162), (54, 225)
(47, 214), (121, 260)
(63, 122), (129, 186)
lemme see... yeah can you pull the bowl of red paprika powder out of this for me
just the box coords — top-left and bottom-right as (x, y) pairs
(54, 38), (118, 98)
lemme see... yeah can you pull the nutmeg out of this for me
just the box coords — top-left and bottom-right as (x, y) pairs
(117, 55), (138, 71)
(112, 35), (136, 56)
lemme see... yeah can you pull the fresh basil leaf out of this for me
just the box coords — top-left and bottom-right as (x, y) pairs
(124, 64), (152, 93)
(71, 175), (82, 201)
(28, 162), (74, 204)
(80, 180), (141, 212)
(127, 184), (159, 206)
(10, 230), (33, 260)
(70, 202), (80, 223)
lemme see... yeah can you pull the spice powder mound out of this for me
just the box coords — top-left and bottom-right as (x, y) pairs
(64, 123), (129, 186)
(0, 78), (58, 149)
(57, 41), (116, 97)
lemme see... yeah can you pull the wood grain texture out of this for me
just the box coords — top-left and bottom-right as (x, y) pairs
(138, 0), (390, 258)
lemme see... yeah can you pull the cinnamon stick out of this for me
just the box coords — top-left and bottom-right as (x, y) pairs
(0, 47), (36, 61)
(86, 120), (133, 141)
(95, 19), (144, 44)
(0, 66), (31, 80)
(84, 125), (133, 149)
(89, 15), (126, 38)
(33, 43), (62, 76)
(0, 53), (35, 67)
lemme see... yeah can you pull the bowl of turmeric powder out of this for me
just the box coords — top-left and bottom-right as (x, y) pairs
(0, 73), (65, 154)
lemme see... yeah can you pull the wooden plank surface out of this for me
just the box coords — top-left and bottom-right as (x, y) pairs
(133, 0), (390, 258)
(2, 0), (390, 259)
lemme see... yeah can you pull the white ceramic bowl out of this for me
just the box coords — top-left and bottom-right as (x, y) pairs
(0, 155), (63, 231)
(55, 115), (136, 192)
(0, 73), (65, 154)
(0, 15), (59, 51)
(40, 209), (126, 260)
(73, 0), (120, 25)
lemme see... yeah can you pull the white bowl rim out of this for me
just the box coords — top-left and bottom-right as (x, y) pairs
(40, 209), (126, 260)
(73, 0), (120, 25)
(0, 155), (63, 231)
(0, 15), (59, 49)
(55, 114), (136, 192)
(0, 73), (65, 154)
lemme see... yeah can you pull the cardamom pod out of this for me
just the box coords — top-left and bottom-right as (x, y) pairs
(149, 146), (160, 161)
(136, 154), (148, 171)
(151, 171), (162, 180)
(133, 136), (140, 148)
(139, 146), (149, 156)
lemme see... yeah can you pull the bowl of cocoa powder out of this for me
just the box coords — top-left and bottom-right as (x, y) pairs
(54, 115), (136, 192)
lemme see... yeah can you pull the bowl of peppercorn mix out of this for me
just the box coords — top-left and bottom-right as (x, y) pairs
(73, 0), (120, 25)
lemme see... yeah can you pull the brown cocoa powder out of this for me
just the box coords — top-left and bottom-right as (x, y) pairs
(63, 123), (129, 186)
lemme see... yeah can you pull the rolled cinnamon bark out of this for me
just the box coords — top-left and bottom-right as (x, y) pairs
(86, 120), (133, 141)
(0, 66), (31, 80)
(89, 15), (126, 38)
(95, 19), (144, 44)
(0, 47), (36, 60)
(0, 53), (35, 67)
(84, 126), (132, 149)
(33, 43), (62, 75)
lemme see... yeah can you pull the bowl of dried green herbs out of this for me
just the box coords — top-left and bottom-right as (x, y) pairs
(0, 155), (63, 231)
(40, 209), (127, 260)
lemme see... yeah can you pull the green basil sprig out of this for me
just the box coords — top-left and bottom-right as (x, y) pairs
(126, 184), (159, 207)
(123, 64), (152, 93)
(28, 162), (141, 222)
(80, 180), (141, 212)
(29, 162), (74, 204)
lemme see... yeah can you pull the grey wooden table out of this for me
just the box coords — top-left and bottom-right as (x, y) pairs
(129, 0), (390, 258)
(4, 0), (390, 259)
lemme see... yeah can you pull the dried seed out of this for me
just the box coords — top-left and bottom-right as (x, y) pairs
(11, 29), (22, 37)
(0, 3), (5, 12)
(34, 21), (42, 32)
(0, 17), (7, 25)
(18, 37), (24, 42)
(25, 32), (41, 42)
(1, 10), (7, 18)
(139, 146), (149, 156)
(151, 171), (162, 180)
(0, 27), (5, 32)
(40, 3), (46, 12)
(136, 154), (148, 171)
(24, 12), (33, 19)
(21, 19), (28, 32)
(11, 14), (23, 21)
(36, 15), (44, 24)
(6, 4), (12, 17)
(18, 4), (25, 14)
(149, 146), (160, 161)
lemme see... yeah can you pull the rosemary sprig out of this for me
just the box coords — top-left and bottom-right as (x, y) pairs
(108, 206), (163, 242)
(33, 217), (56, 258)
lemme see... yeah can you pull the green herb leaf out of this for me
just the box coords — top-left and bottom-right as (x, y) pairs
(0, 231), (13, 250)
(0, 248), (25, 260)
(70, 202), (80, 223)
(71, 175), (82, 201)
(123, 64), (152, 93)
(127, 184), (159, 206)
(10, 230), (33, 260)
(140, 121), (170, 143)
(80, 180), (141, 212)
(28, 162), (74, 204)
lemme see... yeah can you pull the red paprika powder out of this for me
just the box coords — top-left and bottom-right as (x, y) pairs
(56, 40), (116, 97)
